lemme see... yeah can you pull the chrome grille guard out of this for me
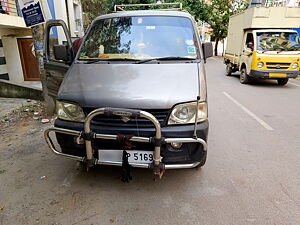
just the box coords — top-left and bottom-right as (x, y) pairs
(44, 107), (207, 177)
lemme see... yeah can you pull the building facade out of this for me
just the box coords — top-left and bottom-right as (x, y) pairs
(0, 0), (83, 85)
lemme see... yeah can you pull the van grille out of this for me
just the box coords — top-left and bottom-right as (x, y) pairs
(266, 62), (290, 70)
(83, 108), (170, 128)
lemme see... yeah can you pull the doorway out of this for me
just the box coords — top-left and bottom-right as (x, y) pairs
(17, 38), (40, 81)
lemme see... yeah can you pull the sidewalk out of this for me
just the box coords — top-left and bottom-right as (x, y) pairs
(0, 80), (43, 100)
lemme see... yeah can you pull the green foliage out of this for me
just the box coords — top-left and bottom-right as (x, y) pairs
(178, 0), (210, 22)
(208, 0), (248, 40)
(81, 0), (211, 22)
(207, 0), (248, 55)
(81, 0), (157, 24)
(81, 0), (248, 55)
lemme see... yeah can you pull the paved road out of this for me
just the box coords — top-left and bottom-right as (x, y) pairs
(1, 58), (300, 225)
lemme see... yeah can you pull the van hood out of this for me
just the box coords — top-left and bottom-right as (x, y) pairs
(58, 63), (200, 109)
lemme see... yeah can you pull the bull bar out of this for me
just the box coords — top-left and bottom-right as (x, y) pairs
(44, 107), (207, 176)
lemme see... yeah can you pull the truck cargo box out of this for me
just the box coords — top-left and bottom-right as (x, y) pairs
(226, 7), (300, 56)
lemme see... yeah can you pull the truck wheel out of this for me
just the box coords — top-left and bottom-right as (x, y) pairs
(225, 64), (232, 76)
(240, 68), (250, 84)
(277, 78), (289, 86)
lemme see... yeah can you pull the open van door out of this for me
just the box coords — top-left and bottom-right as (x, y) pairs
(44, 20), (73, 99)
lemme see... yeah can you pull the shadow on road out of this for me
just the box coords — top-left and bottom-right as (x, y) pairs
(69, 161), (204, 189)
(229, 73), (297, 89)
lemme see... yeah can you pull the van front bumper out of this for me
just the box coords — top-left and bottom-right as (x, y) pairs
(44, 108), (208, 177)
(249, 69), (299, 79)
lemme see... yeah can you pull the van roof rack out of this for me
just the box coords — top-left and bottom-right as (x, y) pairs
(114, 2), (183, 12)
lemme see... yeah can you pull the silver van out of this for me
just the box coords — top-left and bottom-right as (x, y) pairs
(44, 6), (212, 180)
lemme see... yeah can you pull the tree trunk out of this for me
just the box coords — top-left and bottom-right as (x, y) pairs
(214, 38), (219, 56)
(31, 25), (55, 115)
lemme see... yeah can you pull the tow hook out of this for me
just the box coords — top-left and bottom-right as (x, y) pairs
(83, 157), (97, 171)
(151, 162), (165, 179)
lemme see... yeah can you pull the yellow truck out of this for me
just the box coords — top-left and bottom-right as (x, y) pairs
(224, 7), (300, 85)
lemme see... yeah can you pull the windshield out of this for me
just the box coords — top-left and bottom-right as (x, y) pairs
(256, 32), (300, 52)
(78, 16), (198, 61)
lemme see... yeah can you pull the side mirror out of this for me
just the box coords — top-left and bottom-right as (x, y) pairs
(53, 44), (69, 61)
(202, 42), (213, 63)
(246, 42), (254, 51)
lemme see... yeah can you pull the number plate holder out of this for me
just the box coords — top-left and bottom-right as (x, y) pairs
(269, 73), (287, 78)
(98, 150), (153, 164)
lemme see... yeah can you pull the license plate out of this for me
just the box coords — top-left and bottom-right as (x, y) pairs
(269, 73), (287, 78)
(98, 150), (153, 164)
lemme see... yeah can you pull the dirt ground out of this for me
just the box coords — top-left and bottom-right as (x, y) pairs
(0, 104), (181, 225)
(0, 100), (54, 224)
(0, 101), (204, 225)
(0, 117), (194, 225)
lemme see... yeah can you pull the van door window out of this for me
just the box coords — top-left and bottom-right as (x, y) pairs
(47, 26), (69, 62)
(245, 33), (254, 51)
(43, 20), (73, 98)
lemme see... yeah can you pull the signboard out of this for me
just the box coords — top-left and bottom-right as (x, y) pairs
(19, 0), (50, 27)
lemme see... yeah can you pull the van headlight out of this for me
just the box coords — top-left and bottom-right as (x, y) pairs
(257, 62), (264, 68)
(292, 63), (298, 69)
(56, 101), (85, 122)
(168, 102), (207, 125)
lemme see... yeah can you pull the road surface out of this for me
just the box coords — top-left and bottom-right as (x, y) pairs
(1, 57), (300, 225)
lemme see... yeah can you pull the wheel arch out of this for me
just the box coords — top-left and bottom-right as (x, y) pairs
(240, 63), (247, 71)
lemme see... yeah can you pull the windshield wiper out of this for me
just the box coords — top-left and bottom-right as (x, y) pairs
(83, 57), (198, 64)
(135, 56), (198, 64)
(277, 48), (291, 53)
(261, 48), (276, 53)
(289, 48), (300, 52)
(84, 58), (140, 64)
(262, 47), (288, 53)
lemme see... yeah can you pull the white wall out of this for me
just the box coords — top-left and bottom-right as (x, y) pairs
(0, 13), (27, 28)
(0, 64), (8, 76)
(211, 39), (227, 56)
(0, 45), (8, 76)
(0, 27), (31, 82)
(2, 37), (24, 83)
(53, 0), (68, 44)
(53, 0), (84, 39)
(71, 0), (84, 37)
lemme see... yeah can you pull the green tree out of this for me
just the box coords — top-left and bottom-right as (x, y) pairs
(179, 0), (210, 22)
(207, 0), (248, 55)
(81, 0), (156, 26)
(81, 0), (247, 56)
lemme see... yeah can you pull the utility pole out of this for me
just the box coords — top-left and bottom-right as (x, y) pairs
(31, 24), (55, 114)
(18, 0), (55, 114)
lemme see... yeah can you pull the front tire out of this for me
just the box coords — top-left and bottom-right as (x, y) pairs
(225, 64), (232, 76)
(277, 78), (289, 86)
(240, 68), (251, 84)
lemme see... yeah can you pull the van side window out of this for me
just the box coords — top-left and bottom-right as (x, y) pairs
(245, 33), (254, 51)
(48, 26), (68, 61)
